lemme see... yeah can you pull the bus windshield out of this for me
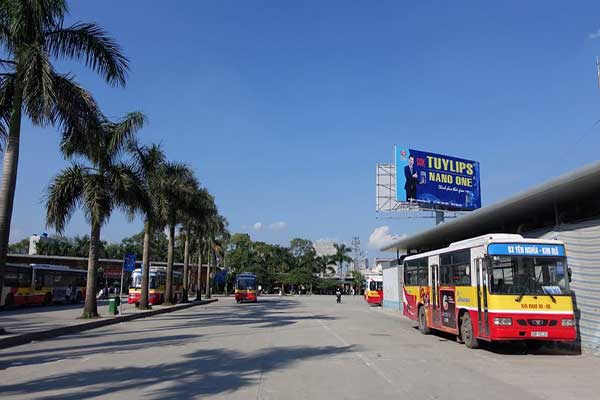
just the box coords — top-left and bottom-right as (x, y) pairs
(131, 272), (142, 289)
(369, 281), (383, 291)
(237, 277), (256, 290)
(489, 256), (569, 295)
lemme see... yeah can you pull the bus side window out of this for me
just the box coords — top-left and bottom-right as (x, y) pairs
(5, 266), (19, 287)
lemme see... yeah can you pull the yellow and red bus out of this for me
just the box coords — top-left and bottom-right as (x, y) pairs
(128, 266), (183, 305)
(402, 234), (576, 348)
(235, 272), (257, 303)
(364, 274), (383, 305)
(1, 263), (86, 308)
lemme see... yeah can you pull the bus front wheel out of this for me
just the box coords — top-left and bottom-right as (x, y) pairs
(4, 293), (14, 308)
(418, 306), (430, 334)
(461, 313), (479, 349)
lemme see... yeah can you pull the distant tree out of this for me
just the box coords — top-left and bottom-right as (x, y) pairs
(332, 243), (353, 275)
(8, 237), (29, 254)
(313, 255), (336, 276)
(351, 270), (365, 293)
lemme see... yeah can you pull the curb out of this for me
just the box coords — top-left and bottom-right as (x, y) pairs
(0, 298), (218, 350)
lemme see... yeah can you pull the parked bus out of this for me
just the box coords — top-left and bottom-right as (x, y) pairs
(235, 272), (257, 303)
(364, 274), (383, 305)
(1, 264), (86, 308)
(402, 234), (576, 348)
(128, 266), (183, 305)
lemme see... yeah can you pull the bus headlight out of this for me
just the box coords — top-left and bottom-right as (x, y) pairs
(561, 319), (575, 327)
(493, 317), (512, 326)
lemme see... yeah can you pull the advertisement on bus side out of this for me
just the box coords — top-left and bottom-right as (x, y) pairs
(440, 289), (456, 328)
(395, 147), (481, 211)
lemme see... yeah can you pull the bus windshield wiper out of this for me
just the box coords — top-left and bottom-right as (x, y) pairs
(542, 287), (557, 303)
(515, 289), (527, 303)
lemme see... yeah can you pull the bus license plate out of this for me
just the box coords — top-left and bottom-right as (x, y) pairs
(531, 331), (548, 337)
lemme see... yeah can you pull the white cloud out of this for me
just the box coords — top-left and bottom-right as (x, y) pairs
(368, 226), (403, 250)
(589, 29), (600, 39)
(269, 221), (287, 231)
(253, 222), (263, 231)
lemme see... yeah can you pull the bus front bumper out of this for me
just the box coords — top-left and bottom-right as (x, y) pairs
(483, 312), (577, 342)
(235, 292), (257, 302)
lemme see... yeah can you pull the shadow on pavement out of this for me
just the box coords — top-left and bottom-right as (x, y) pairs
(0, 334), (201, 370)
(411, 325), (580, 356)
(0, 345), (354, 399)
(122, 297), (336, 333)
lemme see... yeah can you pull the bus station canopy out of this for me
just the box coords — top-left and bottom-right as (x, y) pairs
(382, 161), (600, 255)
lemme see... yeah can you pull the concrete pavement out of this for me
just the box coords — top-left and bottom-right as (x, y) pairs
(0, 295), (598, 399)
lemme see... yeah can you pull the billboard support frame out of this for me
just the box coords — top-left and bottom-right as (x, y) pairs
(376, 163), (462, 220)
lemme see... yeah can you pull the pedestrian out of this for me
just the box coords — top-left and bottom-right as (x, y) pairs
(65, 284), (72, 304)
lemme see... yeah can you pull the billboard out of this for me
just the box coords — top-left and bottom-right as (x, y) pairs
(395, 148), (481, 211)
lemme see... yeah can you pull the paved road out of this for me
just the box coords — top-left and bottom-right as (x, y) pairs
(0, 295), (598, 400)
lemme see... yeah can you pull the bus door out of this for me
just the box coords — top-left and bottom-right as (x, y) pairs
(475, 258), (490, 337)
(431, 264), (441, 326)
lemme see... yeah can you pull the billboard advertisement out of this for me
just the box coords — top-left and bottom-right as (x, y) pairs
(395, 148), (481, 211)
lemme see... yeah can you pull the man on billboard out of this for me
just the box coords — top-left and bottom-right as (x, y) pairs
(404, 155), (419, 201)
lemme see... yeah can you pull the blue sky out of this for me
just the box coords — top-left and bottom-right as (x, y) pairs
(5, 1), (600, 258)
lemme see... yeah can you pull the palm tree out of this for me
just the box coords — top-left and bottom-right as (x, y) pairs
(332, 243), (353, 276)
(130, 143), (166, 309)
(45, 112), (148, 318)
(205, 214), (228, 299)
(180, 187), (213, 302)
(156, 163), (196, 305)
(190, 200), (216, 301)
(314, 255), (336, 277)
(0, 0), (128, 302)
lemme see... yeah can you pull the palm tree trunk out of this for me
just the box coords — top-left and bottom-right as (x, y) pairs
(0, 86), (23, 305)
(205, 240), (211, 299)
(139, 222), (152, 309)
(182, 226), (190, 303)
(82, 221), (101, 318)
(196, 246), (202, 301)
(165, 223), (175, 304)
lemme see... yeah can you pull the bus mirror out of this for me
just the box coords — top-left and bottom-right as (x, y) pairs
(567, 267), (572, 283)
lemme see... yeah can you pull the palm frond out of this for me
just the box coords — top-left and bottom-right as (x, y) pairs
(108, 161), (151, 222)
(45, 162), (85, 233)
(106, 111), (146, 161)
(18, 43), (55, 125)
(81, 171), (110, 228)
(53, 73), (102, 160)
(4, 0), (67, 46)
(45, 22), (128, 86)
(0, 74), (15, 153)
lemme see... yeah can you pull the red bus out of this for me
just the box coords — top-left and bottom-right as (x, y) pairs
(364, 274), (383, 305)
(1, 264), (86, 307)
(402, 234), (576, 349)
(128, 266), (183, 305)
(235, 272), (258, 303)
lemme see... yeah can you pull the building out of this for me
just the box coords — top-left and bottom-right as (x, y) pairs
(382, 161), (600, 353)
(28, 233), (49, 255)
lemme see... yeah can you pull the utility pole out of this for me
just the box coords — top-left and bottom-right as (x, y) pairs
(351, 237), (361, 273)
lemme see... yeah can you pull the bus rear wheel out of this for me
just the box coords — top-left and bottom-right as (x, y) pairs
(418, 306), (430, 334)
(461, 313), (479, 349)
(43, 292), (52, 306)
(4, 293), (14, 308)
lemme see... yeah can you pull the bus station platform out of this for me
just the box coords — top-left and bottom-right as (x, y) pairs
(0, 295), (217, 349)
